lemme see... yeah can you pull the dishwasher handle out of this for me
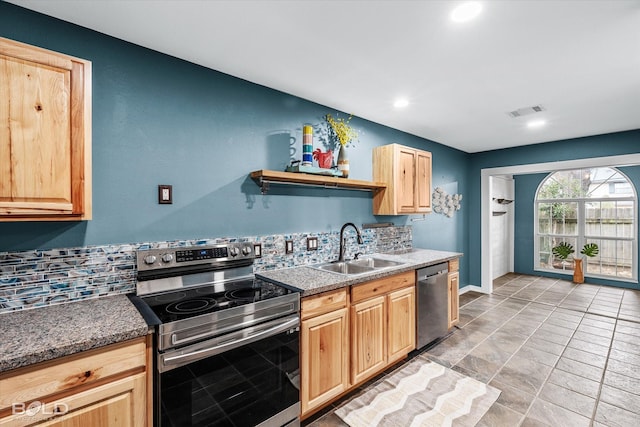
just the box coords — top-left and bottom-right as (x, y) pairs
(417, 262), (449, 281)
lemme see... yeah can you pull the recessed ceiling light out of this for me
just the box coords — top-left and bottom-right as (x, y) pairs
(451, 2), (482, 23)
(393, 98), (409, 108)
(527, 119), (547, 128)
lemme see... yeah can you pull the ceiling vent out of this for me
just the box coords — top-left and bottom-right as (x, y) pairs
(507, 104), (545, 118)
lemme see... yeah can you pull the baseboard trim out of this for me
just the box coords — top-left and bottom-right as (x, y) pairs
(459, 285), (487, 295)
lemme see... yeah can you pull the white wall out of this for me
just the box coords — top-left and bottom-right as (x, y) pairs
(491, 176), (514, 280)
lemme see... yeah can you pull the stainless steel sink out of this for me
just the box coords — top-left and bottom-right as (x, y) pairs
(349, 258), (405, 269)
(311, 257), (405, 276)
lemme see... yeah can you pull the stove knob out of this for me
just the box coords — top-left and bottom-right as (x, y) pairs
(143, 255), (157, 265)
(229, 247), (239, 257)
(242, 246), (252, 256)
(161, 254), (174, 263)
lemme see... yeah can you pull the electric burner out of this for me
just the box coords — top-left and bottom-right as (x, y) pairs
(165, 297), (217, 315)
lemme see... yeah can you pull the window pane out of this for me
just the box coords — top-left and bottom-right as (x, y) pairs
(539, 236), (552, 269)
(618, 201), (634, 238)
(551, 202), (578, 235)
(585, 239), (602, 275)
(551, 237), (576, 271)
(585, 202), (602, 237)
(538, 203), (551, 234)
(618, 241), (633, 278)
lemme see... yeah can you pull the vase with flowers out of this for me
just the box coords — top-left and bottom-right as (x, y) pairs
(325, 113), (358, 178)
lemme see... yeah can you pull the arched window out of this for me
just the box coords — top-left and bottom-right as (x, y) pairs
(535, 167), (637, 281)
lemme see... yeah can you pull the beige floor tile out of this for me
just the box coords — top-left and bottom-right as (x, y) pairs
(493, 355), (552, 395)
(594, 401), (640, 427)
(572, 330), (612, 347)
(547, 368), (601, 398)
(525, 336), (566, 356)
(603, 370), (640, 395)
(576, 323), (615, 338)
(530, 329), (571, 346)
(609, 348), (640, 367)
(538, 382), (596, 417)
(562, 347), (608, 368)
(567, 337), (611, 357)
(525, 398), (591, 427)
(554, 357), (604, 382)
(599, 385), (640, 415)
(612, 337), (640, 356)
(476, 402), (524, 427)
(489, 379), (536, 415)
(515, 345), (560, 367)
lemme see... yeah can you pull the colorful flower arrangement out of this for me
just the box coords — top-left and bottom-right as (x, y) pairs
(325, 113), (358, 148)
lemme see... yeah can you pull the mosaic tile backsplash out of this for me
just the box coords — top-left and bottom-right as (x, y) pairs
(0, 226), (411, 314)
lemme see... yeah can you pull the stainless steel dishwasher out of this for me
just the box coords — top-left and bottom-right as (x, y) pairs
(416, 262), (449, 349)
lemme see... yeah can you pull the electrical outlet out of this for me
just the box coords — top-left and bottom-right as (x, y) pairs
(307, 237), (318, 251)
(253, 243), (262, 258)
(285, 240), (294, 254)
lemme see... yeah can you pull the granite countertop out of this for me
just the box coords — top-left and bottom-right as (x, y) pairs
(0, 294), (150, 373)
(256, 248), (462, 297)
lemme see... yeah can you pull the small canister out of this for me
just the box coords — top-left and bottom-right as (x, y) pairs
(302, 125), (313, 166)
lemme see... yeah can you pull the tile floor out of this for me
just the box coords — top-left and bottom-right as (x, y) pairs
(305, 273), (640, 427)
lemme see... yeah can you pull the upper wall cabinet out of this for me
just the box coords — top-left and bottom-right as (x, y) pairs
(0, 37), (92, 221)
(372, 143), (432, 215)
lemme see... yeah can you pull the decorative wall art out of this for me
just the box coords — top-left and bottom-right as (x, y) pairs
(432, 187), (462, 217)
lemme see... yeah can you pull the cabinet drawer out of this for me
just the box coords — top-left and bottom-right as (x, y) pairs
(0, 338), (146, 413)
(449, 258), (459, 272)
(302, 288), (348, 320)
(351, 271), (415, 304)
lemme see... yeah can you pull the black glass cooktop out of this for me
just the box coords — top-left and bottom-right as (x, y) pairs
(142, 278), (291, 323)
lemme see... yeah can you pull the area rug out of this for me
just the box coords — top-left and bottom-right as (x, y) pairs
(335, 355), (500, 427)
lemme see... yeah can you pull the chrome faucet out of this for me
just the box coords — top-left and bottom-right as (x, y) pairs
(338, 222), (364, 262)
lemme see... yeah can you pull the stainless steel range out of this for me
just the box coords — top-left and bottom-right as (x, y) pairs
(134, 242), (300, 427)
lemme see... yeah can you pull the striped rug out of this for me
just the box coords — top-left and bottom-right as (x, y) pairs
(335, 355), (500, 427)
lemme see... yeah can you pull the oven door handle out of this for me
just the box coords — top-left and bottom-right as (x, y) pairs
(161, 315), (299, 369)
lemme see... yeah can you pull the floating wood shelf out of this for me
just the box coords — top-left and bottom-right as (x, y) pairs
(250, 170), (387, 194)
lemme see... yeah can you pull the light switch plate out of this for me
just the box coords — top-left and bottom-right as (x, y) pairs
(307, 237), (318, 251)
(285, 240), (294, 254)
(158, 185), (172, 204)
(253, 243), (262, 258)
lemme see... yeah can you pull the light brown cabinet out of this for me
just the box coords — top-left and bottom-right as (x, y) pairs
(350, 271), (416, 384)
(387, 286), (416, 364)
(300, 289), (350, 418)
(0, 337), (149, 426)
(0, 37), (91, 221)
(448, 259), (460, 328)
(373, 143), (432, 215)
(351, 295), (386, 384)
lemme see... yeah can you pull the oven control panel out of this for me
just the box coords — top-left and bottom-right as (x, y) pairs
(137, 243), (254, 271)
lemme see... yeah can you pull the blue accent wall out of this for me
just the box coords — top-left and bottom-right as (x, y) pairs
(0, 3), (469, 283)
(469, 131), (640, 288)
(2, 2), (637, 291)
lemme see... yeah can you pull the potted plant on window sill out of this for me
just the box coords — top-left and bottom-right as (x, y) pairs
(552, 242), (599, 284)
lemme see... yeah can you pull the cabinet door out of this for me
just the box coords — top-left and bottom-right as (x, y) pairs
(448, 271), (460, 328)
(351, 296), (386, 385)
(396, 146), (418, 213)
(301, 308), (349, 417)
(387, 286), (416, 364)
(1, 373), (146, 427)
(0, 37), (91, 221)
(416, 150), (432, 213)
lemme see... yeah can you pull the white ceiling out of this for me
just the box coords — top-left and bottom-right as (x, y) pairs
(7, 0), (640, 153)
